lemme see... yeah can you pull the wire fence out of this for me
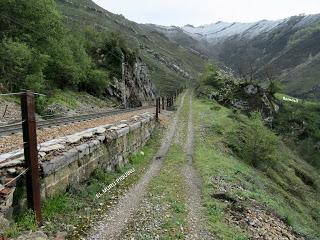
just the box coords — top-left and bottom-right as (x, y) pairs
(3, 168), (29, 187)
(0, 89), (181, 227)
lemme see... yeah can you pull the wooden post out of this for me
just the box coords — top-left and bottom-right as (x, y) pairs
(2, 105), (8, 118)
(21, 91), (42, 226)
(155, 98), (159, 121)
(122, 62), (127, 108)
(162, 97), (165, 110)
(158, 98), (161, 114)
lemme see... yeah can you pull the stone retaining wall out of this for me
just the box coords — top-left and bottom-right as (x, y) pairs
(0, 112), (155, 218)
(41, 112), (155, 197)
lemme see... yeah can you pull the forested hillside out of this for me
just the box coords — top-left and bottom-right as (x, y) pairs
(0, 0), (206, 109)
(55, 0), (207, 93)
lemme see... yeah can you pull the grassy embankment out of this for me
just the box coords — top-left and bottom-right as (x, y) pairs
(274, 93), (320, 169)
(192, 98), (320, 239)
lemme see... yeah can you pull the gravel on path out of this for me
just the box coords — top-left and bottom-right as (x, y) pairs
(182, 93), (215, 240)
(87, 93), (187, 240)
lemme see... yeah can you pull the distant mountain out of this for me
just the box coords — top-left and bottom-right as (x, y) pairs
(182, 20), (284, 43)
(153, 14), (320, 99)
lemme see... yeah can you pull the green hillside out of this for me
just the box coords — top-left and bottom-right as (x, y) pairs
(55, 0), (207, 94)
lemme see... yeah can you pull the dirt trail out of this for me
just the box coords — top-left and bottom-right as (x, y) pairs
(182, 93), (215, 239)
(87, 93), (187, 240)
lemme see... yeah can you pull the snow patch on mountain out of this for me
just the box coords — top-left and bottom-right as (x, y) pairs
(182, 19), (284, 42)
(180, 14), (320, 43)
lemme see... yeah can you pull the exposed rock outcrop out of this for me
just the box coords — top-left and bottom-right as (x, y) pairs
(197, 70), (278, 124)
(107, 58), (157, 107)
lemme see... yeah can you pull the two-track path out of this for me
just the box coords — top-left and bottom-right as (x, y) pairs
(88, 93), (186, 239)
(87, 91), (214, 239)
(182, 93), (215, 240)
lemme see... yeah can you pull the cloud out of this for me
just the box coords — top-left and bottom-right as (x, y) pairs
(93, 0), (320, 26)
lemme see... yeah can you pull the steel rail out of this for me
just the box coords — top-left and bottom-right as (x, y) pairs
(0, 106), (154, 137)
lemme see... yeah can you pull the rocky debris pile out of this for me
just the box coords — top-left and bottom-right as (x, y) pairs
(0, 112), (154, 219)
(45, 103), (76, 117)
(210, 175), (304, 240)
(210, 175), (245, 194)
(228, 200), (304, 240)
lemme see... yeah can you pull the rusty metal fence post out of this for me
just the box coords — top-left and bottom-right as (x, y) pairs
(162, 97), (165, 110)
(155, 97), (159, 121)
(158, 97), (161, 113)
(21, 91), (42, 225)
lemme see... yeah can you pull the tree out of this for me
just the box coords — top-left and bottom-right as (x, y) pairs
(81, 69), (109, 96)
(0, 0), (63, 48)
(0, 39), (48, 92)
(199, 64), (219, 88)
(0, 0), (64, 92)
(0, 39), (31, 91)
(0, 0), (122, 97)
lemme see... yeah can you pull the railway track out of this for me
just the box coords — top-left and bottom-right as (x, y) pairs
(0, 106), (154, 137)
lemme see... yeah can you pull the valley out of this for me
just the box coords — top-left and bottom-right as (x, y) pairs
(155, 14), (320, 99)
(0, 0), (319, 239)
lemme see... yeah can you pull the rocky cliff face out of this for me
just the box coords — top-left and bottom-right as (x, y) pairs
(107, 58), (157, 107)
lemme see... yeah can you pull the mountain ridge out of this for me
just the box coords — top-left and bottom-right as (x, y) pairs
(152, 13), (320, 99)
(57, 0), (320, 99)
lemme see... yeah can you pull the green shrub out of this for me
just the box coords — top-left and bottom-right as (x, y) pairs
(0, 39), (32, 92)
(81, 69), (109, 96)
(228, 112), (279, 169)
(35, 95), (49, 115)
(268, 80), (284, 95)
(0, 39), (49, 92)
(198, 64), (219, 88)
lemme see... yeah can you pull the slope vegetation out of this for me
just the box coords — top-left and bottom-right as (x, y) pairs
(193, 98), (320, 239)
(55, 0), (207, 94)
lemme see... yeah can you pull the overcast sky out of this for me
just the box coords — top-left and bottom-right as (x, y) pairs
(93, 0), (320, 26)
